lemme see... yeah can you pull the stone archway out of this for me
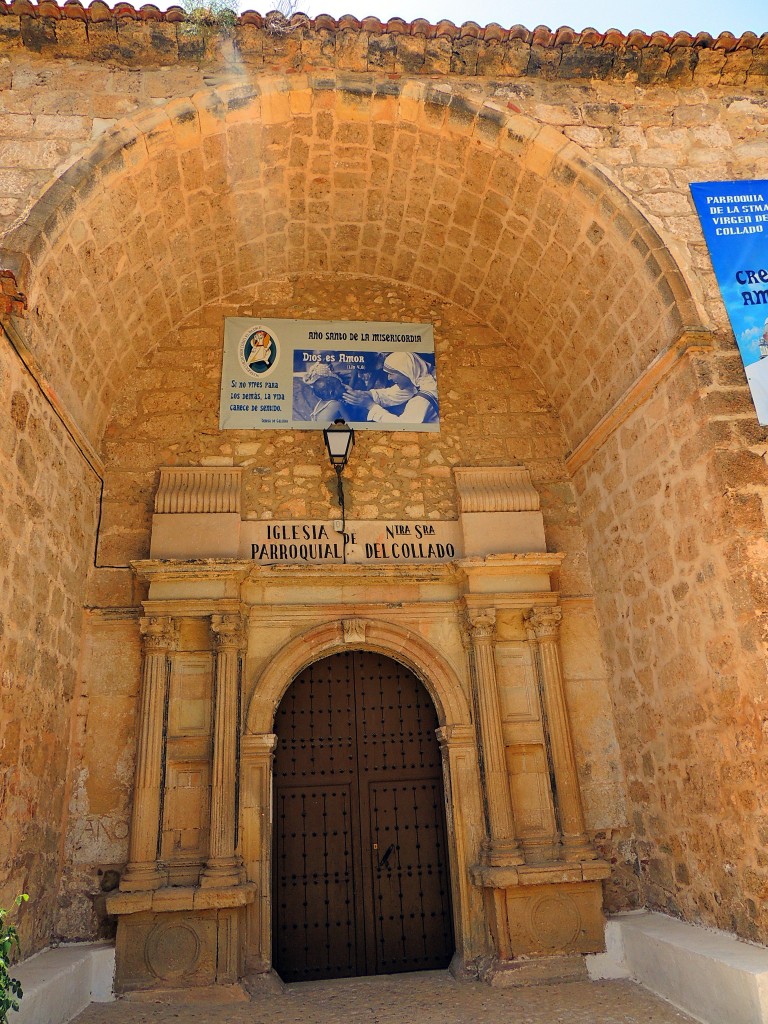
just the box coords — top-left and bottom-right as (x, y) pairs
(240, 616), (484, 976)
(244, 616), (473, 734)
(1, 73), (704, 455)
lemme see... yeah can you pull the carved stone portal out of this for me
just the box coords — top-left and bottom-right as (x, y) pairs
(109, 465), (612, 991)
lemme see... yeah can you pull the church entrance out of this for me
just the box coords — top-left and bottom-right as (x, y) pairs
(272, 650), (454, 982)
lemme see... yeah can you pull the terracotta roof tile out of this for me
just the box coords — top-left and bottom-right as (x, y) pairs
(579, 28), (605, 47)
(670, 31), (694, 47)
(0, 0), (765, 77)
(508, 25), (532, 43)
(554, 26), (578, 46)
(88, 0), (116, 19)
(8, 0), (36, 14)
(736, 31), (760, 50)
(430, 19), (454, 38)
(409, 18), (431, 36)
(112, 1), (139, 17)
(713, 31), (739, 51)
(532, 24), (555, 46)
(137, 3), (162, 19)
(626, 29), (651, 47)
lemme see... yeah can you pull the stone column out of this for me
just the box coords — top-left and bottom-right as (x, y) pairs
(121, 615), (178, 892)
(465, 609), (524, 869)
(525, 607), (595, 862)
(201, 612), (246, 888)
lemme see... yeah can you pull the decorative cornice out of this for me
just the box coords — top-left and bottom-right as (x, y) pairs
(106, 882), (257, 916)
(132, 554), (566, 596)
(458, 552), (564, 582)
(133, 558), (451, 584)
(0, 5), (766, 83)
(454, 466), (540, 514)
(154, 466), (242, 515)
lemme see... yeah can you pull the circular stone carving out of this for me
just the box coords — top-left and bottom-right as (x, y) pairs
(145, 922), (201, 981)
(529, 894), (581, 951)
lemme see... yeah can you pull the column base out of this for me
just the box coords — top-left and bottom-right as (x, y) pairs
(480, 837), (525, 869)
(561, 834), (598, 862)
(120, 863), (165, 892)
(200, 859), (244, 888)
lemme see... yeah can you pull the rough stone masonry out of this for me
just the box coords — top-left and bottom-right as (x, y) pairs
(1, 0), (768, 982)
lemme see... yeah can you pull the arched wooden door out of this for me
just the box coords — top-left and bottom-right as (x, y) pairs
(272, 650), (454, 982)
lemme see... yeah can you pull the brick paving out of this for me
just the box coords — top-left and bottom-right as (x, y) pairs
(73, 971), (695, 1024)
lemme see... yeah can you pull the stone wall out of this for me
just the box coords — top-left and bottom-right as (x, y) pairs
(1, 9), (768, 952)
(575, 336), (768, 937)
(0, 326), (99, 951)
(55, 610), (141, 940)
(52, 275), (625, 939)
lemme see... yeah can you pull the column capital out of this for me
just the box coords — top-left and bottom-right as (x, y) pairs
(464, 607), (497, 643)
(240, 732), (278, 760)
(139, 615), (178, 651)
(436, 724), (476, 750)
(524, 606), (562, 641)
(211, 612), (247, 650)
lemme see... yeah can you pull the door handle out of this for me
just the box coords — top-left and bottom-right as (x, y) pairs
(377, 843), (396, 870)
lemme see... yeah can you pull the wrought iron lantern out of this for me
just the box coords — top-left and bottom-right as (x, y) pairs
(323, 419), (355, 532)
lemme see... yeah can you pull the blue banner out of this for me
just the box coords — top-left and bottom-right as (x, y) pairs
(690, 180), (768, 424)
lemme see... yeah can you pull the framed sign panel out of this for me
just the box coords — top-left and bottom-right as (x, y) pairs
(219, 319), (439, 432)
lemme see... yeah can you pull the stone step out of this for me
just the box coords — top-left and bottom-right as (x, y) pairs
(588, 911), (768, 1024)
(12, 942), (115, 1024)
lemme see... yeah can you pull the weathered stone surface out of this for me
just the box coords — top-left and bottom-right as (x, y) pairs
(0, 331), (99, 951)
(1, 14), (767, 977)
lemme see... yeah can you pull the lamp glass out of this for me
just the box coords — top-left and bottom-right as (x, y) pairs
(323, 419), (355, 467)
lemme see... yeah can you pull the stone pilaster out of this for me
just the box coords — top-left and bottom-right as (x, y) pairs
(525, 607), (595, 862)
(201, 612), (247, 887)
(465, 608), (524, 869)
(121, 615), (178, 892)
(240, 732), (278, 974)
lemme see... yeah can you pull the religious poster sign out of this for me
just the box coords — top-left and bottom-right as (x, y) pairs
(219, 318), (438, 432)
(690, 180), (768, 424)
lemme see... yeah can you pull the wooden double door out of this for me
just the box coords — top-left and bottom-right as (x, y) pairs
(272, 651), (454, 982)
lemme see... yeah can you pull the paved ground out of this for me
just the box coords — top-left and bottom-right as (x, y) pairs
(73, 970), (696, 1024)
